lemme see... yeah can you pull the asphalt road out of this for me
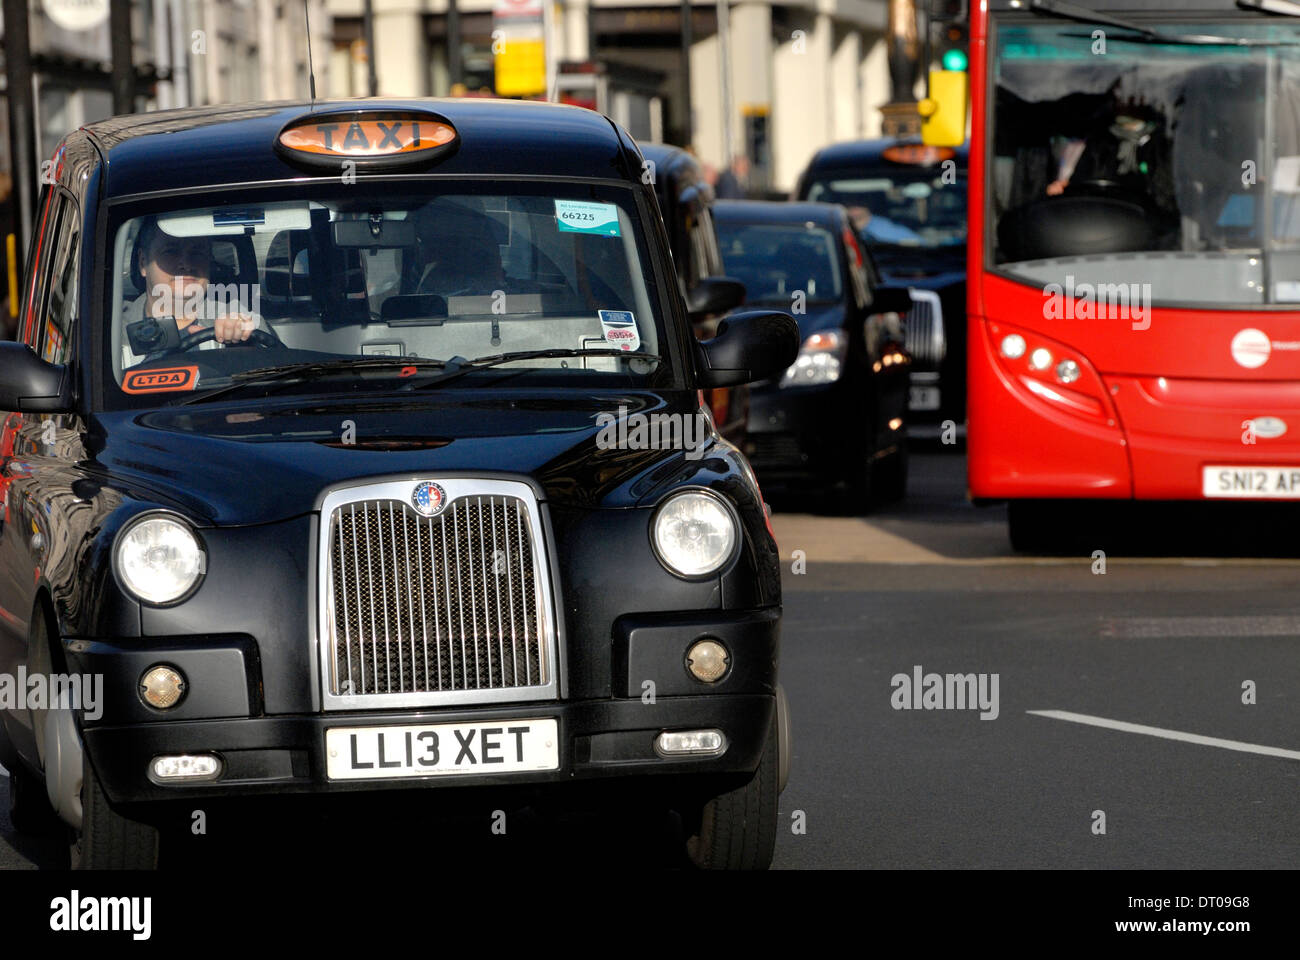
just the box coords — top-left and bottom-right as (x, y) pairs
(5, 446), (1300, 869)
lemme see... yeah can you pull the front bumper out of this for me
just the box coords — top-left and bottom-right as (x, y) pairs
(84, 696), (775, 819)
(745, 381), (854, 483)
(70, 608), (780, 818)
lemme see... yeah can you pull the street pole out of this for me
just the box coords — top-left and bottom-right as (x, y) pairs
(3, 0), (37, 283)
(448, 0), (463, 90)
(680, 0), (693, 146)
(716, 0), (733, 168)
(543, 0), (557, 102)
(111, 0), (137, 114)
(363, 0), (378, 96)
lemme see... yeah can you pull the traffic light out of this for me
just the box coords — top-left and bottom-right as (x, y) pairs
(921, 20), (968, 146)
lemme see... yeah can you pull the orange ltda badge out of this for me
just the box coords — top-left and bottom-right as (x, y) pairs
(122, 366), (199, 394)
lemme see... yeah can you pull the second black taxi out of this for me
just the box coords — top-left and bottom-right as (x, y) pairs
(714, 199), (912, 508)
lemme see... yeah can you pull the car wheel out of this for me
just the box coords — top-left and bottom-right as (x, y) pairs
(6, 758), (61, 835)
(681, 709), (779, 870)
(69, 751), (159, 870)
(832, 442), (875, 515)
(874, 440), (909, 503)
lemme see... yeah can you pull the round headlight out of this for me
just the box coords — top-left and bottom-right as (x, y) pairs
(652, 491), (738, 578)
(115, 515), (205, 605)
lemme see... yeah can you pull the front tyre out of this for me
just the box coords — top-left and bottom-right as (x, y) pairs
(682, 710), (779, 870)
(70, 752), (159, 870)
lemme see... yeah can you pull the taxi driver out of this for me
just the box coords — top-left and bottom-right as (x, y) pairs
(122, 217), (269, 368)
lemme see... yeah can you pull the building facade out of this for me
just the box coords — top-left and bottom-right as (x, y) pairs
(324, 0), (897, 193)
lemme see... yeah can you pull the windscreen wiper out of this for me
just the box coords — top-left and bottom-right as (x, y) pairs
(1238, 0), (1300, 19)
(412, 348), (662, 391)
(178, 357), (448, 405)
(1029, 0), (1296, 45)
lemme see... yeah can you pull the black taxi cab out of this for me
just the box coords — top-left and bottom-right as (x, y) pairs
(0, 98), (798, 869)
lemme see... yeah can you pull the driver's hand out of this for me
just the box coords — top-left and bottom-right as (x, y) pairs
(214, 314), (255, 344)
(1046, 179), (1068, 197)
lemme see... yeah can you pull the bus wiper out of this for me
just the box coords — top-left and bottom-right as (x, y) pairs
(1030, 0), (1295, 45)
(413, 348), (662, 390)
(179, 357), (448, 405)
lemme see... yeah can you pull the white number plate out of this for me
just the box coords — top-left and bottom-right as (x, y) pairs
(1202, 465), (1300, 499)
(326, 718), (559, 780)
(909, 386), (941, 411)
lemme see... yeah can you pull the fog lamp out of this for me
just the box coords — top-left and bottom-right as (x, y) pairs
(150, 754), (221, 781)
(655, 730), (727, 756)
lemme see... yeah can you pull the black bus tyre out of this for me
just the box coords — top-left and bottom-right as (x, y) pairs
(1007, 500), (1057, 553)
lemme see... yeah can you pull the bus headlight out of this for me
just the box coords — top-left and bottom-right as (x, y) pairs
(115, 515), (206, 605)
(652, 490), (738, 578)
(781, 330), (846, 387)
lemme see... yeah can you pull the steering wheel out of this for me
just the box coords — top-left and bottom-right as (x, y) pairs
(177, 326), (283, 351)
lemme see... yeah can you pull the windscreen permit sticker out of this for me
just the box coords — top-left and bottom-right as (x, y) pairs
(122, 365), (200, 394)
(555, 200), (621, 237)
(599, 310), (640, 351)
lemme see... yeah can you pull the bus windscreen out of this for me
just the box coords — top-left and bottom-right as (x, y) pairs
(991, 22), (1300, 306)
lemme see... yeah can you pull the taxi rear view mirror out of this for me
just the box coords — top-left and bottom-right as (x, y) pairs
(332, 219), (417, 248)
(0, 342), (72, 413)
(695, 309), (800, 388)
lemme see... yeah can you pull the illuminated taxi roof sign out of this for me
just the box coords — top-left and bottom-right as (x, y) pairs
(275, 111), (458, 170)
(882, 145), (956, 166)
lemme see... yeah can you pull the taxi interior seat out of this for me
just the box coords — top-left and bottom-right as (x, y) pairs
(263, 226), (372, 349)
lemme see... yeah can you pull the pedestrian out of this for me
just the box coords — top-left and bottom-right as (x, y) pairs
(715, 155), (750, 199)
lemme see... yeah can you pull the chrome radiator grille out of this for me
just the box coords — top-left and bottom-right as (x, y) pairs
(903, 288), (946, 368)
(319, 479), (556, 708)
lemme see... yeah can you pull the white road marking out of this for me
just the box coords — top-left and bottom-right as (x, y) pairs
(1028, 709), (1300, 761)
(1099, 615), (1300, 638)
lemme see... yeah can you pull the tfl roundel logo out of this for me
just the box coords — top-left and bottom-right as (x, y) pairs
(411, 481), (447, 517)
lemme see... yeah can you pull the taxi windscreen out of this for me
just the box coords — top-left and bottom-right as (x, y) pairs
(104, 183), (674, 403)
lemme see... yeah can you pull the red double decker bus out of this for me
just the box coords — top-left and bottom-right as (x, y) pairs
(957, 0), (1300, 547)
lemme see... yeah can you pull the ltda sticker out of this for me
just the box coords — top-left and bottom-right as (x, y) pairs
(598, 310), (640, 351)
(121, 366), (199, 394)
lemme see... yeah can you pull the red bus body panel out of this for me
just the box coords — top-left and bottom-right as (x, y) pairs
(966, 3), (1300, 501)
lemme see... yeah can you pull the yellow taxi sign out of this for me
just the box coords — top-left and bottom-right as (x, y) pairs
(276, 111), (458, 169)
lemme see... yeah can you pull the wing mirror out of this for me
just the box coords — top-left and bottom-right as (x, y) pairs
(0, 343), (72, 413)
(695, 309), (800, 388)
